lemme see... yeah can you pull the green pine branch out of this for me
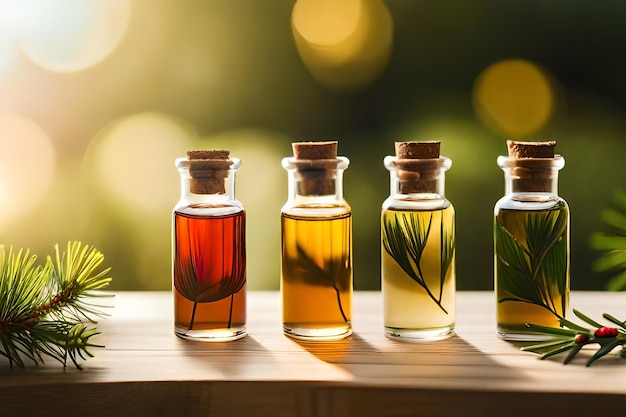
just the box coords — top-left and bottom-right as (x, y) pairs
(590, 189), (626, 291)
(0, 241), (112, 369)
(521, 310), (626, 366)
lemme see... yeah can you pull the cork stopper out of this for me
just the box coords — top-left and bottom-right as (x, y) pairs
(394, 141), (442, 194)
(507, 140), (556, 159)
(505, 141), (557, 192)
(292, 141), (338, 196)
(293, 141), (337, 160)
(396, 141), (440, 160)
(187, 150), (231, 194)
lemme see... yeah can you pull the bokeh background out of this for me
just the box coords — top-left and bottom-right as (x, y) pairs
(0, 0), (624, 291)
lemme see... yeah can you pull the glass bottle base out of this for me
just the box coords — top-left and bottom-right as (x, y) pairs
(385, 326), (455, 342)
(497, 325), (556, 342)
(283, 324), (352, 341)
(175, 326), (247, 342)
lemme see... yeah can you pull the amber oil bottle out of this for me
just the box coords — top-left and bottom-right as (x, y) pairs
(173, 150), (246, 341)
(281, 141), (353, 341)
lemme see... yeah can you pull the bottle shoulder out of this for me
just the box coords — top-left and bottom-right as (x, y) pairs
(281, 201), (351, 218)
(175, 201), (244, 217)
(382, 196), (452, 211)
(494, 194), (568, 212)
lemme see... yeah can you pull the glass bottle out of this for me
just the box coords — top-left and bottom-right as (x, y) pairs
(494, 140), (569, 341)
(281, 141), (353, 341)
(381, 141), (456, 341)
(173, 150), (246, 341)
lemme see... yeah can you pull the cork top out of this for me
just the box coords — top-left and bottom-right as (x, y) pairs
(291, 141), (338, 196)
(187, 149), (232, 194)
(188, 150), (230, 160)
(395, 141), (440, 160)
(293, 141), (337, 160)
(502, 141), (561, 193)
(392, 141), (446, 194)
(507, 140), (556, 159)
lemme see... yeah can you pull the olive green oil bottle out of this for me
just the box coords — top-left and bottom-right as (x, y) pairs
(494, 141), (570, 340)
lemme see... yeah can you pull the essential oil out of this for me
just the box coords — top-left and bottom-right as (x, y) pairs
(281, 210), (352, 339)
(382, 206), (455, 338)
(174, 209), (246, 339)
(495, 203), (569, 336)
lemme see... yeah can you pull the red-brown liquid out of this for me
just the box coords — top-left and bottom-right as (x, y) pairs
(174, 209), (246, 338)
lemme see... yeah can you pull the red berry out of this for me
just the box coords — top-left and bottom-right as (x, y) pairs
(574, 334), (589, 344)
(594, 327), (618, 338)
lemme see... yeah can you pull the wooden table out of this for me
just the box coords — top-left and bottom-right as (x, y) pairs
(1, 291), (625, 416)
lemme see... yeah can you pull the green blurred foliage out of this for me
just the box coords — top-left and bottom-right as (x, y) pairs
(590, 190), (626, 290)
(1, 0), (625, 291)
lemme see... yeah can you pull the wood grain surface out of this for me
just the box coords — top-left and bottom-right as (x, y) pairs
(1, 291), (625, 416)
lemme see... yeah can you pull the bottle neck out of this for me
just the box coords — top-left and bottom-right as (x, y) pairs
(282, 156), (349, 203)
(385, 155), (451, 200)
(498, 155), (564, 198)
(176, 157), (241, 204)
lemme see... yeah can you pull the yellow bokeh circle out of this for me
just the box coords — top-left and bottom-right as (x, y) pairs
(473, 59), (555, 138)
(293, 0), (362, 47)
(86, 112), (195, 215)
(292, 0), (393, 93)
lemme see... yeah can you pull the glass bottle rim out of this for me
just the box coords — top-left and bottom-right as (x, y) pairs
(281, 156), (350, 170)
(383, 155), (452, 171)
(175, 157), (242, 170)
(497, 154), (565, 170)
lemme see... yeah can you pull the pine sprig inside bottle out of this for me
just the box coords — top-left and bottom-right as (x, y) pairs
(0, 241), (112, 368)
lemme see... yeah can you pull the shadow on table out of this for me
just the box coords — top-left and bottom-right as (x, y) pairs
(294, 332), (523, 382)
(177, 334), (278, 376)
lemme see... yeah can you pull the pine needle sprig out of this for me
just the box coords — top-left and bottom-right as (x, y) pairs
(283, 244), (351, 323)
(521, 309), (626, 366)
(383, 211), (453, 314)
(590, 189), (626, 290)
(495, 204), (568, 319)
(0, 241), (112, 369)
